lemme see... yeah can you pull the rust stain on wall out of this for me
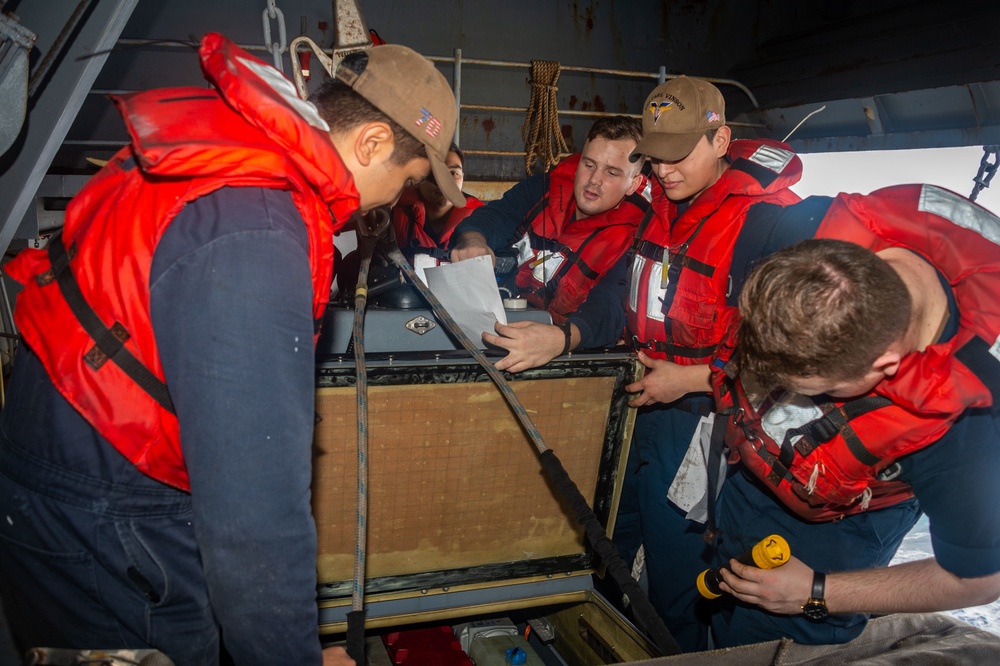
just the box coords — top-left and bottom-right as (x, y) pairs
(482, 117), (496, 143)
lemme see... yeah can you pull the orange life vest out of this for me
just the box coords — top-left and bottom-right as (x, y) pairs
(391, 187), (485, 258)
(714, 184), (1000, 521)
(627, 139), (802, 363)
(515, 154), (652, 324)
(4, 34), (360, 490)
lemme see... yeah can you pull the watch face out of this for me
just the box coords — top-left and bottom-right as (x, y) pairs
(803, 600), (829, 621)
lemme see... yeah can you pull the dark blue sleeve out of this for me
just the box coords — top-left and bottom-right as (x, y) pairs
(449, 173), (549, 249)
(898, 407), (1000, 578)
(727, 196), (831, 307)
(567, 254), (628, 349)
(149, 187), (323, 665)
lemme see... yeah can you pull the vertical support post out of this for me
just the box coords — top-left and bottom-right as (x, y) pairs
(453, 47), (462, 147)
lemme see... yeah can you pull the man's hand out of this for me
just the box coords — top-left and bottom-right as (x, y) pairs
(450, 231), (496, 264)
(485, 320), (574, 373)
(625, 351), (712, 407)
(717, 554), (815, 615)
(719, 555), (1000, 617)
(322, 646), (356, 666)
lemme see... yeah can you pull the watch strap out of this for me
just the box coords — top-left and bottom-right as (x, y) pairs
(811, 570), (826, 600)
(559, 322), (573, 356)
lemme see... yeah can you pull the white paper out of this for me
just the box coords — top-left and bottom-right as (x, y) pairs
(411, 252), (441, 286)
(666, 413), (727, 523)
(423, 256), (507, 348)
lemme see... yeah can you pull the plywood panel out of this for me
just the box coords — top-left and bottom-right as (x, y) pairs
(312, 375), (615, 583)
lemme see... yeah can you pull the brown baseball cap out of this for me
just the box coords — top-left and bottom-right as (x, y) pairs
(630, 76), (726, 163)
(335, 45), (466, 207)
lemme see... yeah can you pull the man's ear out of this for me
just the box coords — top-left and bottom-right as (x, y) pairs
(713, 125), (732, 158)
(625, 169), (643, 196)
(872, 348), (903, 379)
(353, 121), (395, 167)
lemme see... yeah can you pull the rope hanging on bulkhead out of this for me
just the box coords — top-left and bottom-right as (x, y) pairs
(521, 60), (570, 175)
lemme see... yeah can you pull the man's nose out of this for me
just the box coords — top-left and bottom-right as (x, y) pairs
(654, 161), (675, 178)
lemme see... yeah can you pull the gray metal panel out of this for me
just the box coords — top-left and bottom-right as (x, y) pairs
(318, 573), (593, 626)
(318, 306), (552, 355)
(0, 0), (138, 251)
(740, 81), (1000, 153)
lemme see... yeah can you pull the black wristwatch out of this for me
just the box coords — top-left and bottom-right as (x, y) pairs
(559, 322), (573, 356)
(802, 571), (829, 621)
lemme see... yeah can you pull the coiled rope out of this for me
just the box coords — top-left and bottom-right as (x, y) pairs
(521, 60), (570, 175)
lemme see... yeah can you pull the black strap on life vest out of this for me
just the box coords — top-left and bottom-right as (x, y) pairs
(628, 209), (717, 360)
(777, 395), (893, 472)
(526, 227), (604, 310)
(652, 208), (723, 362)
(628, 335), (716, 360)
(41, 232), (176, 414)
(511, 194), (551, 244)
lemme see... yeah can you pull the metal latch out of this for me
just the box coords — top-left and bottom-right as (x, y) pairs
(405, 315), (436, 335)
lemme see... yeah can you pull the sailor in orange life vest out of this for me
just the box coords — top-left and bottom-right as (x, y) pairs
(697, 191), (1000, 648)
(449, 116), (652, 372)
(391, 142), (485, 261)
(609, 76), (804, 651)
(0, 34), (464, 666)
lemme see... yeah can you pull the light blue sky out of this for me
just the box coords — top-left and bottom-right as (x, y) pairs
(794, 147), (1000, 216)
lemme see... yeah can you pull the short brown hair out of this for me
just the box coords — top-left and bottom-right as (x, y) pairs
(586, 115), (643, 145)
(448, 142), (464, 166)
(736, 239), (911, 387)
(310, 79), (427, 167)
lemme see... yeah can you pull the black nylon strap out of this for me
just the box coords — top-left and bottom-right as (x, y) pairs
(785, 396), (892, 467)
(511, 194), (551, 244)
(629, 192), (659, 255)
(629, 336), (716, 359)
(46, 233), (176, 414)
(633, 238), (666, 261)
(840, 423), (881, 468)
(563, 230), (601, 281)
(674, 253), (715, 278)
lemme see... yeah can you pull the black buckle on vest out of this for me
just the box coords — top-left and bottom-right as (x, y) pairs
(84, 322), (130, 370)
(630, 335), (656, 351)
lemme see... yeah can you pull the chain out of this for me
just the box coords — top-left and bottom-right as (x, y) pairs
(261, 0), (287, 73)
(970, 145), (1000, 202)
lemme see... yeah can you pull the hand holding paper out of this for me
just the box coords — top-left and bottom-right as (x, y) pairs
(423, 256), (507, 348)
